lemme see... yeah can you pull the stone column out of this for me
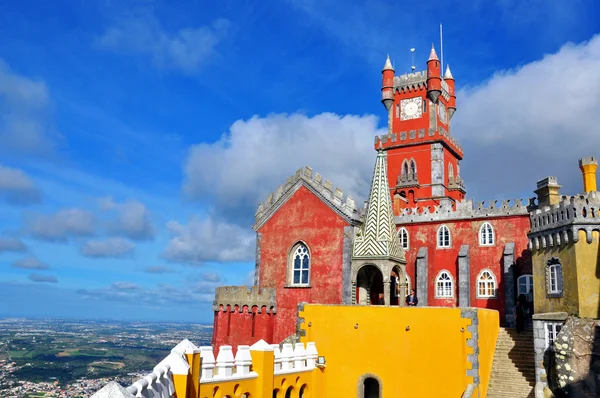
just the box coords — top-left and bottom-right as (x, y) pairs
(458, 245), (470, 308)
(341, 226), (354, 304)
(254, 232), (262, 286)
(384, 281), (391, 306)
(503, 243), (516, 327)
(416, 247), (428, 305)
(398, 282), (407, 307)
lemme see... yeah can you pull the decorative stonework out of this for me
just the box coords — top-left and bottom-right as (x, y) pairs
(461, 309), (480, 387)
(213, 286), (277, 313)
(393, 71), (427, 93)
(253, 166), (360, 231)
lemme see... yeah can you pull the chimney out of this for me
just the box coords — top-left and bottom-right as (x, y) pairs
(534, 177), (561, 208)
(578, 157), (598, 193)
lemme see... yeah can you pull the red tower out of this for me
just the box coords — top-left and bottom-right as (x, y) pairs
(375, 46), (465, 215)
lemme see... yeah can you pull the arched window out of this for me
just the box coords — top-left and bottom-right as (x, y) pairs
(405, 275), (411, 297)
(477, 269), (497, 298)
(435, 271), (454, 298)
(290, 243), (310, 286)
(448, 163), (454, 182)
(410, 159), (417, 178)
(437, 225), (451, 248)
(517, 275), (533, 296)
(546, 258), (563, 297)
(479, 222), (494, 246)
(398, 227), (409, 250)
(402, 161), (409, 177)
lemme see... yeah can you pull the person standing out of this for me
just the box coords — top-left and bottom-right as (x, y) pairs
(405, 289), (418, 306)
(515, 301), (525, 333)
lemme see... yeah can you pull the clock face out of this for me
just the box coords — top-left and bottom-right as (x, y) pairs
(400, 97), (423, 120)
(438, 102), (447, 124)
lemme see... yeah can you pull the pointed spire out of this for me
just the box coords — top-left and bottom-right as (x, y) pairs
(444, 64), (454, 79)
(383, 54), (394, 72)
(428, 44), (439, 61)
(352, 151), (405, 262)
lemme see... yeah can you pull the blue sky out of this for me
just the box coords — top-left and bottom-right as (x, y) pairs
(0, 0), (599, 323)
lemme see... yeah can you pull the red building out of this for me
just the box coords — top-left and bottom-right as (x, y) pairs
(211, 47), (533, 352)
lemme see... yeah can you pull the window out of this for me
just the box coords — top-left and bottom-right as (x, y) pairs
(291, 243), (310, 286)
(398, 228), (409, 250)
(546, 258), (563, 297)
(477, 269), (497, 298)
(437, 225), (451, 248)
(448, 163), (454, 181)
(518, 275), (533, 296)
(479, 222), (494, 246)
(396, 104), (400, 118)
(545, 322), (563, 348)
(410, 160), (416, 178)
(402, 161), (409, 177)
(405, 275), (411, 297)
(435, 271), (454, 298)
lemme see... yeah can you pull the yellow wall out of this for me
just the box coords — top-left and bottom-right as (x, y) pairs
(298, 305), (499, 398)
(575, 230), (600, 318)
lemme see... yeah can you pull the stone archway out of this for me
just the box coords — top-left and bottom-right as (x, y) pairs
(355, 265), (384, 305)
(356, 373), (383, 398)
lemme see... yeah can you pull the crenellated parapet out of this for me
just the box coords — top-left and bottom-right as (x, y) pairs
(394, 71), (427, 93)
(528, 191), (600, 248)
(253, 166), (360, 230)
(374, 126), (463, 159)
(395, 198), (529, 224)
(213, 286), (277, 314)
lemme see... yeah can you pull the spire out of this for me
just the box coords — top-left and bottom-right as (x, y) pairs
(383, 54), (394, 72)
(428, 44), (439, 61)
(352, 151), (405, 262)
(444, 64), (454, 79)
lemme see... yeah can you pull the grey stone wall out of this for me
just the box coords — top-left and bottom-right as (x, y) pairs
(254, 232), (262, 286)
(416, 247), (428, 305)
(430, 143), (445, 197)
(341, 226), (354, 304)
(503, 242), (516, 327)
(458, 245), (470, 308)
(213, 286), (277, 313)
(461, 309), (480, 387)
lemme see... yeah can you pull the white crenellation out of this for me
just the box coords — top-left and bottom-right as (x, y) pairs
(271, 344), (282, 372)
(280, 343), (294, 371)
(528, 191), (600, 247)
(305, 342), (318, 369)
(254, 167), (361, 229)
(216, 346), (235, 377)
(235, 345), (253, 375)
(293, 342), (307, 369)
(200, 346), (216, 380)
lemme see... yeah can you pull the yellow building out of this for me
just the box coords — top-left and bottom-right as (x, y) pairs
(527, 156), (600, 392)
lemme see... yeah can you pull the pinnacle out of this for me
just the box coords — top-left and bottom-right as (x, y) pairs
(383, 54), (394, 71)
(444, 64), (454, 79)
(428, 44), (439, 61)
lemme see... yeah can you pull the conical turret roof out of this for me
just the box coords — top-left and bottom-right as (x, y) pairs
(352, 150), (405, 262)
(444, 64), (454, 79)
(428, 44), (439, 61)
(383, 54), (394, 71)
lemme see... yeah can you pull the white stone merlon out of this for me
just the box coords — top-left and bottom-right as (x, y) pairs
(253, 166), (360, 231)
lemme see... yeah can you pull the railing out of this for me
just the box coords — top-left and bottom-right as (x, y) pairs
(92, 339), (323, 398)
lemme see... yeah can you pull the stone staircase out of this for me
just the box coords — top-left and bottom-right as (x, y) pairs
(486, 326), (536, 398)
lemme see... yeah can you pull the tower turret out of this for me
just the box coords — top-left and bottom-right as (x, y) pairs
(444, 65), (456, 120)
(381, 55), (395, 111)
(579, 157), (598, 193)
(426, 45), (441, 104)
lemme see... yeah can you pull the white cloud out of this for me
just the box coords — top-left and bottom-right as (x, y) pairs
(143, 265), (173, 274)
(163, 216), (255, 264)
(99, 197), (155, 241)
(0, 236), (27, 252)
(12, 256), (49, 270)
(111, 281), (140, 291)
(97, 11), (229, 74)
(183, 113), (381, 224)
(454, 34), (600, 198)
(0, 164), (41, 205)
(28, 273), (58, 283)
(0, 59), (60, 158)
(77, 282), (208, 306)
(25, 208), (95, 242)
(80, 237), (135, 258)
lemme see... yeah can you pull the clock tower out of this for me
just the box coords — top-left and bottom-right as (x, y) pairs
(376, 46), (465, 215)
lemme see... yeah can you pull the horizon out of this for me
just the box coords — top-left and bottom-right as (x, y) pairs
(1, 0), (600, 323)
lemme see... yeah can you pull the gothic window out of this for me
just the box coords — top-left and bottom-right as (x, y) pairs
(402, 161), (409, 178)
(396, 104), (400, 119)
(479, 222), (494, 246)
(410, 159), (416, 179)
(448, 163), (454, 182)
(398, 227), (409, 250)
(437, 225), (451, 248)
(290, 243), (310, 286)
(546, 258), (563, 297)
(517, 275), (533, 296)
(477, 269), (497, 298)
(435, 271), (454, 298)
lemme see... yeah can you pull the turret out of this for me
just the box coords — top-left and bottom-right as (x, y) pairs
(426, 45), (441, 104)
(381, 55), (394, 111)
(444, 65), (456, 120)
(578, 157), (598, 193)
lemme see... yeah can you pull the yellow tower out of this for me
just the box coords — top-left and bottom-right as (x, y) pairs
(578, 156), (598, 193)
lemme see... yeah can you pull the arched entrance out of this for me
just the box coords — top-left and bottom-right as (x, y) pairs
(364, 378), (380, 398)
(356, 265), (384, 305)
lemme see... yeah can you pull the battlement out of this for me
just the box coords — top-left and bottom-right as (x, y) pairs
(374, 126), (463, 158)
(395, 198), (529, 224)
(92, 338), (323, 398)
(213, 286), (277, 313)
(394, 71), (427, 92)
(536, 176), (560, 190)
(254, 166), (360, 230)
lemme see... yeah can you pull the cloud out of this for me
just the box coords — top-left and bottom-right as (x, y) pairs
(143, 265), (173, 274)
(183, 113), (381, 225)
(0, 236), (27, 252)
(454, 34), (600, 199)
(99, 197), (155, 241)
(0, 59), (60, 158)
(97, 11), (229, 74)
(202, 272), (221, 283)
(162, 216), (255, 264)
(111, 281), (139, 291)
(28, 273), (58, 283)
(0, 165), (41, 205)
(25, 208), (95, 242)
(80, 237), (135, 258)
(12, 256), (49, 270)
(77, 282), (203, 306)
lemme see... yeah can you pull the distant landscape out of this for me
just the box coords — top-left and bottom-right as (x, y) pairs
(0, 318), (212, 397)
